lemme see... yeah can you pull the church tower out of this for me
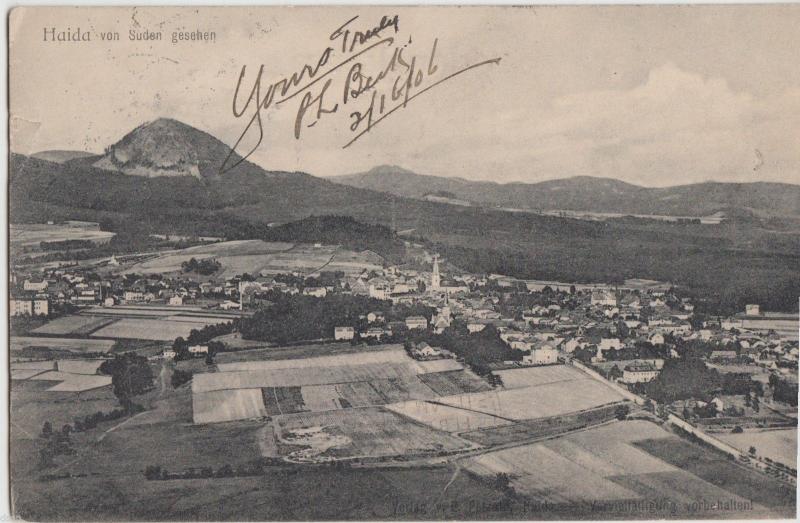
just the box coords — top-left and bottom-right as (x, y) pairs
(431, 255), (441, 290)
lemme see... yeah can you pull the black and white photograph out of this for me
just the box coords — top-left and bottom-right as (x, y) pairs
(6, 5), (800, 520)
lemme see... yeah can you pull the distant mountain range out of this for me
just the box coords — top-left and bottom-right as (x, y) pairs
(333, 165), (800, 219)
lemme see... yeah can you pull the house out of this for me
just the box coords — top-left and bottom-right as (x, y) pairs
(23, 279), (48, 292)
(368, 283), (390, 300)
(103, 297), (115, 307)
(220, 300), (240, 310)
(303, 286), (327, 298)
(412, 343), (442, 359)
(169, 295), (184, 306)
(188, 345), (209, 355)
(124, 291), (144, 303)
(362, 327), (387, 340)
(405, 316), (428, 330)
(366, 311), (385, 324)
(650, 333), (665, 345)
(467, 322), (487, 333)
(591, 290), (617, 307)
(522, 347), (559, 365)
(621, 362), (660, 384)
(162, 349), (177, 360)
(745, 304), (761, 316)
(334, 326), (355, 340)
(599, 338), (622, 351)
(710, 350), (737, 361)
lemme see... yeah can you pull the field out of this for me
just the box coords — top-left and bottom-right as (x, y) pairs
(416, 370), (492, 395)
(192, 389), (268, 424)
(438, 376), (625, 420)
(10, 222), (115, 250)
(463, 420), (793, 517)
(122, 240), (384, 277)
(194, 346), (490, 423)
(11, 359), (104, 374)
(494, 365), (588, 389)
(11, 336), (115, 354)
(90, 318), (218, 341)
(717, 428), (798, 466)
(30, 315), (116, 336)
(10, 382), (119, 439)
(216, 346), (409, 372)
(386, 400), (512, 433)
(213, 341), (367, 362)
(273, 407), (476, 462)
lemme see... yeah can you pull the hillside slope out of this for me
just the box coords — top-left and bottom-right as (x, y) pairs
(335, 165), (800, 218)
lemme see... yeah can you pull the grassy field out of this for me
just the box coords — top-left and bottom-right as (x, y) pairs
(438, 379), (625, 421)
(387, 400), (513, 433)
(494, 365), (588, 390)
(634, 435), (795, 515)
(192, 389), (268, 424)
(274, 407), (476, 462)
(417, 370), (492, 395)
(121, 240), (383, 277)
(216, 346), (408, 372)
(213, 341), (370, 362)
(31, 315), (117, 336)
(11, 336), (115, 354)
(91, 318), (218, 341)
(716, 429), (797, 466)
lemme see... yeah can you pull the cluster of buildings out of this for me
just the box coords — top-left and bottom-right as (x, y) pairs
(10, 249), (798, 393)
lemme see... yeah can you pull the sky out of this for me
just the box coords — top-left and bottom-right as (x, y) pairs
(9, 5), (800, 187)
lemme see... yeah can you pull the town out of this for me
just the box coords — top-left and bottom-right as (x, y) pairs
(10, 224), (798, 515)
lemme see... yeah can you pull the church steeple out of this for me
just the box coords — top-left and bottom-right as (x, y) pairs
(431, 255), (441, 290)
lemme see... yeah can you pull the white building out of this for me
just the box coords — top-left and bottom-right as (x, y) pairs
(169, 295), (184, 306)
(303, 287), (327, 298)
(621, 363), (660, 384)
(188, 345), (209, 354)
(405, 316), (428, 330)
(522, 348), (559, 365)
(599, 338), (622, 351)
(23, 279), (48, 292)
(10, 296), (49, 316)
(334, 326), (355, 340)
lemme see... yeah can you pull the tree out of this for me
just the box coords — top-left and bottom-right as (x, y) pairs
(41, 421), (53, 439)
(61, 424), (72, 437)
(99, 353), (155, 411)
(749, 446), (757, 456)
(732, 426), (744, 434)
(417, 280), (426, 293)
(615, 404), (630, 420)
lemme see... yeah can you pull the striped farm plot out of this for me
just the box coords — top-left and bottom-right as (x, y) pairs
(386, 400), (513, 433)
(274, 407), (475, 462)
(11, 336), (115, 353)
(494, 365), (588, 390)
(464, 421), (674, 503)
(437, 378), (625, 421)
(193, 388), (267, 424)
(195, 362), (430, 393)
(463, 420), (762, 508)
